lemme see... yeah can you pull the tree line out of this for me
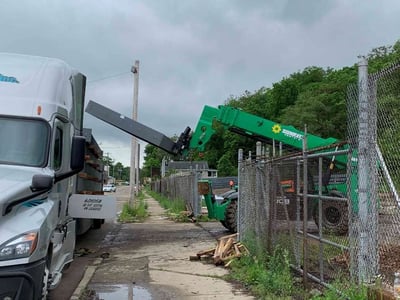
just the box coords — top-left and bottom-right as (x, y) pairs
(102, 155), (130, 182)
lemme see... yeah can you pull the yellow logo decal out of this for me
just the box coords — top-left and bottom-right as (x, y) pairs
(272, 124), (281, 134)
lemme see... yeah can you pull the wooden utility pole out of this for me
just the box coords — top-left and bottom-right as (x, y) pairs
(129, 60), (139, 206)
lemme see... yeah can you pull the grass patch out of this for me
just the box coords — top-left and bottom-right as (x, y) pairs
(118, 191), (148, 223)
(196, 214), (212, 222)
(227, 243), (295, 299)
(227, 239), (369, 299)
(310, 277), (368, 300)
(225, 232), (368, 299)
(146, 190), (188, 221)
(146, 190), (215, 223)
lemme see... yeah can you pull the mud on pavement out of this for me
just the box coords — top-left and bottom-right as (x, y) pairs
(76, 191), (255, 300)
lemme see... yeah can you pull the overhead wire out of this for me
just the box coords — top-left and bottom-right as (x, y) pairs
(87, 71), (131, 84)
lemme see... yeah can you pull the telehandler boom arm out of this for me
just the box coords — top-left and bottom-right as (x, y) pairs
(86, 101), (345, 164)
(185, 105), (346, 164)
(85, 100), (191, 155)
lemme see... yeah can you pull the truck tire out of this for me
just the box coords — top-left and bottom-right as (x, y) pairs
(313, 191), (348, 235)
(92, 218), (104, 229)
(224, 200), (237, 233)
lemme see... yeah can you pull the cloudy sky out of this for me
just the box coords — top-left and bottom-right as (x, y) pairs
(1, 0), (399, 166)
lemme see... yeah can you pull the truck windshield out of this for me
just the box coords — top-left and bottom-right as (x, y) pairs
(0, 117), (50, 167)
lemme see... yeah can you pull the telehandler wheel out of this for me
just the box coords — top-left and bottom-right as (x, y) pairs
(224, 200), (237, 233)
(313, 191), (348, 235)
(220, 220), (229, 229)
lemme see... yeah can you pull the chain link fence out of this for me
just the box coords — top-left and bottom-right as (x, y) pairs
(150, 59), (400, 291)
(237, 60), (400, 289)
(150, 172), (201, 216)
(238, 142), (351, 288)
(347, 60), (400, 285)
(150, 174), (237, 217)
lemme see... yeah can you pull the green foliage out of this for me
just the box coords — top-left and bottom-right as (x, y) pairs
(113, 162), (130, 181)
(141, 135), (183, 179)
(101, 155), (114, 167)
(118, 192), (148, 222)
(146, 190), (187, 221)
(228, 244), (294, 298)
(198, 123), (226, 169)
(378, 94), (400, 189)
(228, 239), (369, 299)
(195, 214), (211, 222)
(141, 144), (168, 179)
(367, 43), (400, 73)
(217, 152), (236, 176)
(310, 278), (368, 300)
(102, 154), (130, 181)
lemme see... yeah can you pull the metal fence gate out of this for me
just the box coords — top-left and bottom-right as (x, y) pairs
(237, 142), (351, 288)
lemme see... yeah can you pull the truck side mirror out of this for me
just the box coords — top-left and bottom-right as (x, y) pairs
(31, 174), (53, 192)
(70, 136), (86, 171)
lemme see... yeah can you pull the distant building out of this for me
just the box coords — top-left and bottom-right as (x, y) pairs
(161, 159), (217, 178)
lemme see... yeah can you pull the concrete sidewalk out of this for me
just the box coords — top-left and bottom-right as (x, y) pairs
(74, 192), (254, 299)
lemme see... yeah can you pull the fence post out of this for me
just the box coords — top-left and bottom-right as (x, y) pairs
(256, 141), (262, 161)
(237, 149), (244, 240)
(302, 125), (309, 288)
(193, 172), (200, 216)
(357, 57), (378, 283)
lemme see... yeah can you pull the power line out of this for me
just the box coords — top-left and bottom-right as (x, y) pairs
(101, 146), (130, 149)
(87, 72), (130, 84)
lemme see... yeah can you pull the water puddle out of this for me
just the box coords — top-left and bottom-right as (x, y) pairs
(88, 283), (152, 300)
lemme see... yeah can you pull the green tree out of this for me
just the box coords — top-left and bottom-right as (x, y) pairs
(141, 143), (168, 178)
(102, 154), (114, 168)
(279, 80), (349, 140)
(114, 162), (129, 180)
(217, 152), (236, 176)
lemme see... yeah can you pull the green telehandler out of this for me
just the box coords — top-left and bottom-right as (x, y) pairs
(86, 101), (352, 235)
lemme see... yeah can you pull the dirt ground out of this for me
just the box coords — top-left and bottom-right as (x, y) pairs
(77, 187), (255, 299)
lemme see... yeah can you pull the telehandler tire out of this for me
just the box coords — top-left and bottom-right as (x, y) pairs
(224, 200), (237, 233)
(220, 220), (228, 229)
(313, 191), (348, 235)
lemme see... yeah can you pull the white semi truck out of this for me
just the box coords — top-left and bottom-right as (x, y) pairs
(0, 53), (115, 299)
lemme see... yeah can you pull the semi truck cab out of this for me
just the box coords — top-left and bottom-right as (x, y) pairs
(0, 53), (87, 299)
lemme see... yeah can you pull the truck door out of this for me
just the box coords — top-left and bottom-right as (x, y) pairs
(51, 118), (73, 221)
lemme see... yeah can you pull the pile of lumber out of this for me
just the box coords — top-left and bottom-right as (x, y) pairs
(191, 233), (249, 267)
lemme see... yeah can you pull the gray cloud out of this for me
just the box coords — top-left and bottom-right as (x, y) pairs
(1, 0), (399, 166)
